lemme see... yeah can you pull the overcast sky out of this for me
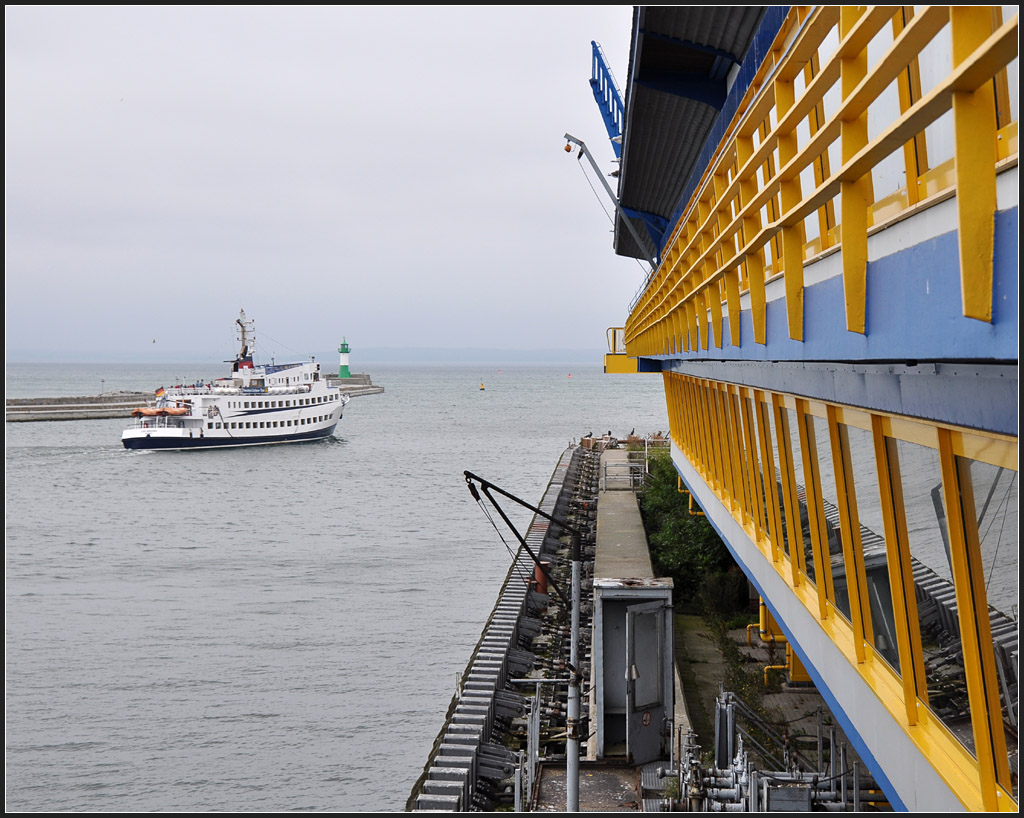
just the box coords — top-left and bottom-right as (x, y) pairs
(6, 5), (646, 363)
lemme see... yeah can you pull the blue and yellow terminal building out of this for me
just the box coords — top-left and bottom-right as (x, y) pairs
(592, 6), (1017, 812)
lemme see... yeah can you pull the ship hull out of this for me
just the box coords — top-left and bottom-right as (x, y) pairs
(122, 423), (338, 450)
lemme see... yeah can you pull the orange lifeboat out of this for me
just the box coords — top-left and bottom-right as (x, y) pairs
(131, 406), (190, 417)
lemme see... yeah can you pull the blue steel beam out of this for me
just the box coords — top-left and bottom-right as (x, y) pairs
(622, 206), (670, 256)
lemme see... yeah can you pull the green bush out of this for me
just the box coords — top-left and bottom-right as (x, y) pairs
(639, 453), (742, 613)
(697, 569), (749, 619)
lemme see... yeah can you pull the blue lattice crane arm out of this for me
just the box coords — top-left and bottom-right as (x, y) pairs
(590, 41), (624, 159)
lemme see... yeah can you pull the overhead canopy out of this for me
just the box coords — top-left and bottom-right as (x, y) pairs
(615, 6), (774, 263)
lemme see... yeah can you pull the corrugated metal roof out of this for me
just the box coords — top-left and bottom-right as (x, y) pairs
(615, 6), (770, 262)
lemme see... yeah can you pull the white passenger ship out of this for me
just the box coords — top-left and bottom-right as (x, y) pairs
(122, 311), (349, 450)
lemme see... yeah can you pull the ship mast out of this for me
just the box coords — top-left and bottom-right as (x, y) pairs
(233, 309), (256, 370)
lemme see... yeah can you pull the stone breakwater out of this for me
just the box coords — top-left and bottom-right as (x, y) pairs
(5, 392), (154, 422)
(5, 375), (384, 422)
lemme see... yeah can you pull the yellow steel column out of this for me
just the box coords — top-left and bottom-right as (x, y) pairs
(707, 381), (724, 491)
(663, 304), (674, 356)
(871, 416), (926, 725)
(674, 375), (689, 455)
(662, 371), (673, 440)
(684, 377), (700, 477)
(736, 133), (767, 345)
(671, 374), (684, 442)
(712, 383), (732, 502)
(675, 374), (690, 455)
(700, 380), (715, 476)
(683, 294), (698, 355)
(696, 197), (714, 349)
(672, 374), (685, 452)
(827, 406), (872, 662)
(727, 388), (750, 527)
(891, 7), (929, 208)
(669, 302), (683, 354)
(706, 383), (725, 493)
(839, 5), (873, 335)
(682, 217), (700, 352)
(796, 400), (830, 619)
(803, 52), (837, 248)
(725, 387), (746, 517)
(774, 394), (804, 587)
(957, 454), (1015, 804)
(650, 305), (662, 356)
(707, 284), (725, 350)
(671, 301), (686, 356)
(714, 171), (741, 347)
(951, 6), (998, 322)
(937, 429), (1011, 808)
(708, 382), (726, 498)
(760, 119), (783, 276)
(741, 390), (768, 550)
(990, 8), (1013, 130)
(756, 391), (784, 563)
(693, 379), (713, 483)
(775, 74), (805, 341)
(688, 379), (702, 462)
(684, 298), (699, 354)
(663, 314), (671, 356)
(664, 372), (679, 448)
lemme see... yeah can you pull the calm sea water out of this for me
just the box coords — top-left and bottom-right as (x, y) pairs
(5, 362), (669, 812)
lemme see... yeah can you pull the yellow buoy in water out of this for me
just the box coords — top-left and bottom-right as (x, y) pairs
(480, 382), (485, 391)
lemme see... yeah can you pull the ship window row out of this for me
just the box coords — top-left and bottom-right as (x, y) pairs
(206, 415), (333, 430)
(268, 371), (315, 385)
(664, 371), (1017, 808)
(227, 395), (338, 410)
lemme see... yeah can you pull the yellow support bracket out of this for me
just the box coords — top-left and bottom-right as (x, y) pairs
(839, 6), (873, 335)
(951, 6), (998, 323)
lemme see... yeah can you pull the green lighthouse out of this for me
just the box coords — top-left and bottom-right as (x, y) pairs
(338, 338), (351, 379)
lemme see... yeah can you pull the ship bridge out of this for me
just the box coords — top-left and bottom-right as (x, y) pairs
(597, 6), (1018, 812)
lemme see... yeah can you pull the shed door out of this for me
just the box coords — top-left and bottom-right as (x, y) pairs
(625, 600), (667, 765)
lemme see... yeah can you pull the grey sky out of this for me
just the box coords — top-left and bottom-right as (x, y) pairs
(6, 5), (645, 362)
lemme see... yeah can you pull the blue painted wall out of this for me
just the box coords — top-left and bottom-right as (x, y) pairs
(645, 207), (1018, 365)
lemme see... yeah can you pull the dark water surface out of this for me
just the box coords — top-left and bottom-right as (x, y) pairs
(5, 362), (668, 811)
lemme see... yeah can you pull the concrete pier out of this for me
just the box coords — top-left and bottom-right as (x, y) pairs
(593, 449), (654, 580)
(411, 440), (689, 812)
(412, 440), (881, 811)
(534, 446), (686, 811)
